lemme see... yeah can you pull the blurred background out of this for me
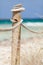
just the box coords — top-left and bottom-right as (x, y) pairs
(0, 0), (43, 41)
(0, 0), (43, 19)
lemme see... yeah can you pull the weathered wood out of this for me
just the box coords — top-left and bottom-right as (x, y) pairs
(11, 4), (25, 65)
(16, 26), (21, 65)
(11, 23), (21, 65)
(12, 12), (21, 22)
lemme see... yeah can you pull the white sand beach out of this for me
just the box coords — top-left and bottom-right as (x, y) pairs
(0, 36), (43, 65)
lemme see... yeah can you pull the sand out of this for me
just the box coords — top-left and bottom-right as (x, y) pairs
(0, 37), (43, 65)
(0, 39), (11, 65)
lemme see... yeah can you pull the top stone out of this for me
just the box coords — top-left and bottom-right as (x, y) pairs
(14, 4), (22, 8)
(11, 4), (25, 12)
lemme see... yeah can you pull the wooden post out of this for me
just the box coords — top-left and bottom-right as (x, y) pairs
(11, 4), (25, 65)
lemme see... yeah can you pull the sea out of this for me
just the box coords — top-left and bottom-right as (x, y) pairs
(0, 19), (43, 41)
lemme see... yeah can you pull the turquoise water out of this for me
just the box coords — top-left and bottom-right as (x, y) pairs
(0, 19), (43, 24)
(0, 19), (43, 41)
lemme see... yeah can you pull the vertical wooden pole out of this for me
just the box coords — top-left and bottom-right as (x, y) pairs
(16, 26), (21, 65)
(11, 4), (25, 65)
(11, 12), (21, 65)
(12, 23), (21, 65)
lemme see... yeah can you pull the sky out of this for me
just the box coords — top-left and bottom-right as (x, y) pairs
(0, 0), (43, 19)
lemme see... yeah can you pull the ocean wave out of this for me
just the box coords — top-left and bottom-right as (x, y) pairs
(23, 22), (43, 26)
